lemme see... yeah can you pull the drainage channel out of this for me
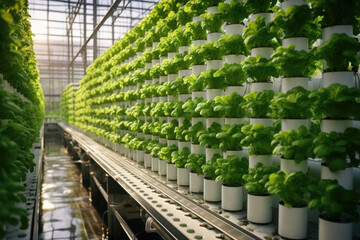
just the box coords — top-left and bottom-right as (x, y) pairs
(39, 123), (103, 240)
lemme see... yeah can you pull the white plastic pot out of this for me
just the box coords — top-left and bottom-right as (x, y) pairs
(167, 139), (178, 147)
(192, 64), (207, 76)
(281, 118), (310, 131)
(136, 51), (143, 58)
(152, 59), (160, 65)
(145, 62), (152, 69)
(145, 79), (152, 86)
(281, 158), (308, 173)
(278, 203), (308, 239)
(158, 159), (167, 176)
(206, 117), (224, 128)
(168, 73), (178, 82)
(204, 178), (222, 202)
(249, 118), (274, 127)
(250, 13), (273, 24)
(321, 119), (353, 133)
(322, 25), (353, 43)
(152, 77), (160, 84)
(249, 82), (273, 92)
(159, 75), (167, 83)
(225, 85), (246, 96)
(207, 32), (223, 43)
(207, 6), (218, 14)
(189, 172), (204, 193)
(167, 95), (177, 102)
(224, 24), (245, 35)
(206, 147), (222, 162)
(322, 71), (355, 88)
(160, 56), (167, 64)
(249, 155), (273, 168)
(152, 135), (159, 141)
(193, 16), (202, 23)
(319, 216), (352, 240)
(151, 157), (159, 172)
(179, 46), (190, 54)
(224, 54), (246, 64)
(206, 59), (224, 70)
(223, 150), (245, 159)
(178, 93), (191, 102)
(281, 0), (309, 9)
(166, 163), (177, 181)
(192, 91), (206, 100)
(247, 194), (273, 224)
(222, 185), (243, 211)
(281, 77), (308, 92)
(321, 165), (353, 190)
(178, 141), (191, 151)
(251, 47), (274, 59)
(192, 117), (206, 126)
(191, 143), (206, 155)
(224, 117), (247, 125)
(192, 39), (207, 46)
(168, 52), (177, 59)
(136, 150), (144, 163)
(152, 41), (160, 48)
(282, 37), (308, 51)
(177, 167), (190, 186)
(144, 134), (152, 140)
(206, 88), (223, 100)
(159, 96), (167, 102)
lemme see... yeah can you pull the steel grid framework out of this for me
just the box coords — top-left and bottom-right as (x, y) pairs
(29, 0), (159, 113)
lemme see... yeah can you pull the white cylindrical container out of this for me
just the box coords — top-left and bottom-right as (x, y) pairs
(168, 52), (177, 59)
(160, 75), (167, 83)
(158, 159), (167, 176)
(225, 24), (245, 35)
(281, 118), (310, 131)
(159, 96), (167, 102)
(247, 194), (273, 224)
(145, 62), (152, 69)
(321, 119), (353, 133)
(151, 157), (159, 171)
(224, 117), (247, 125)
(152, 59), (160, 66)
(178, 93), (191, 102)
(168, 73), (178, 82)
(250, 13), (273, 24)
(281, 77), (308, 92)
(206, 59), (224, 70)
(179, 69), (192, 78)
(192, 117), (206, 126)
(144, 153), (151, 168)
(224, 86), (246, 96)
(145, 79), (152, 85)
(152, 42), (160, 48)
(281, 158), (308, 173)
(278, 203), (308, 240)
(160, 56), (167, 64)
(206, 88), (223, 100)
(191, 143), (206, 155)
(207, 6), (218, 14)
(321, 165), (353, 190)
(281, 0), (309, 9)
(282, 37), (308, 51)
(206, 147), (222, 162)
(178, 141), (191, 151)
(168, 95), (177, 102)
(166, 163), (177, 180)
(177, 167), (190, 186)
(251, 47), (274, 59)
(192, 91), (206, 100)
(322, 25), (353, 43)
(322, 71), (355, 88)
(192, 64), (207, 76)
(249, 155), (273, 168)
(224, 54), (246, 64)
(179, 46), (190, 54)
(207, 32), (223, 43)
(249, 118), (274, 127)
(167, 139), (178, 147)
(159, 137), (167, 145)
(190, 172), (204, 193)
(206, 117), (224, 128)
(137, 150), (144, 163)
(223, 150), (245, 159)
(319, 216), (353, 240)
(192, 39), (207, 46)
(250, 82), (273, 92)
(222, 185), (243, 211)
(193, 16), (202, 23)
(204, 178), (222, 202)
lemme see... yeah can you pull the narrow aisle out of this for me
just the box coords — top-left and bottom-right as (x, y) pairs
(39, 141), (103, 240)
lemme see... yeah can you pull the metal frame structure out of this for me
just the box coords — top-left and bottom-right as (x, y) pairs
(29, 0), (159, 113)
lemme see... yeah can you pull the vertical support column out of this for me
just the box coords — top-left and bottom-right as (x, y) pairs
(111, 0), (115, 43)
(93, 0), (98, 61)
(107, 176), (126, 240)
(83, 0), (87, 75)
(67, 0), (71, 85)
(80, 151), (90, 189)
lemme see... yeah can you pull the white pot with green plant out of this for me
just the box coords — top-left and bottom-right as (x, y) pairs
(243, 163), (279, 224)
(158, 159), (167, 176)
(187, 21), (207, 46)
(218, 0), (248, 35)
(214, 63), (247, 96)
(216, 155), (248, 211)
(172, 147), (191, 186)
(243, 89), (275, 126)
(201, 12), (224, 42)
(216, 121), (247, 159)
(202, 153), (223, 202)
(186, 153), (206, 193)
(266, 170), (313, 239)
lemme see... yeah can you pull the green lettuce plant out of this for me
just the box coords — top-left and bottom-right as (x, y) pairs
(213, 92), (248, 118)
(242, 55), (279, 82)
(202, 154), (222, 180)
(272, 125), (315, 162)
(172, 28), (192, 47)
(270, 87), (312, 119)
(204, 69), (226, 89)
(243, 90), (274, 118)
(243, 17), (280, 49)
(243, 162), (279, 195)
(216, 123), (246, 152)
(177, 8), (194, 26)
(185, 153), (206, 175)
(175, 119), (192, 141)
(184, 121), (206, 144)
(198, 122), (223, 149)
(186, 21), (207, 41)
(172, 147), (191, 168)
(201, 12), (224, 33)
(309, 84), (360, 120)
(187, 73), (206, 92)
(308, 179), (360, 222)
(215, 34), (250, 56)
(218, 0), (249, 24)
(170, 53), (192, 70)
(313, 128), (360, 171)
(265, 171), (314, 208)
(241, 123), (275, 155)
(184, 45), (206, 66)
(213, 63), (247, 86)
(134, 38), (146, 52)
(244, 0), (277, 14)
(184, 0), (207, 16)
(199, 41), (223, 61)
(159, 145), (179, 163)
(271, 45), (317, 78)
(215, 156), (248, 186)
(161, 119), (179, 140)
(314, 33), (360, 72)
(195, 99), (226, 118)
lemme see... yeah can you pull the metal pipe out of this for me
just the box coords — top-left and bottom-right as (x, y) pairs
(91, 173), (109, 202)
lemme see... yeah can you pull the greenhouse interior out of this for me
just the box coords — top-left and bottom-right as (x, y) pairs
(1, 0), (360, 239)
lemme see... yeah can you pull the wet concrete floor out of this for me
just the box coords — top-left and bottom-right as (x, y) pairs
(39, 144), (103, 240)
